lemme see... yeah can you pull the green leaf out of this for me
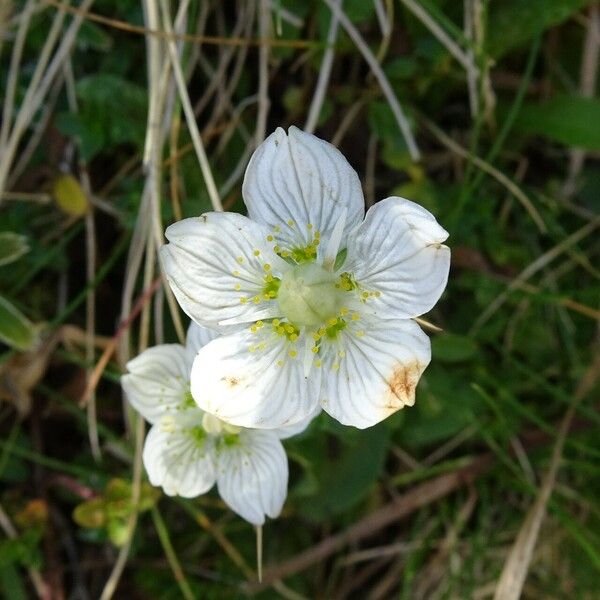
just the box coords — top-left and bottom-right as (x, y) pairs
(296, 424), (390, 521)
(431, 333), (478, 363)
(344, 0), (375, 23)
(0, 295), (37, 351)
(77, 20), (113, 51)
(0, 564), (27, 600)
(487, 0), (595, 58)
(73, 498), (106, 529)
(400, 367), (481, 448)
(55, 74), (148, 160)
(514, 96), (600, 150)
(0, 233), (29, 267)
(385, 57), (418, 80)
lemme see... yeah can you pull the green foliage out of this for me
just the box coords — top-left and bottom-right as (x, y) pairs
(0, 233), (29, 267)
(486, 0), (596, 57)
(515, 96), (600, 150)
(56, 74), (147, 161)
(293, 421), (390, 521)
(1, 0), (599, 597)
(73, 479), (160, 546)
(431, 333), (478, 363)
(0, 294), (37, 351)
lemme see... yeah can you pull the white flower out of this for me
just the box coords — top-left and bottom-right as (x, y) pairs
(160, 127), (450, 430)
(121, 324), (310, 525)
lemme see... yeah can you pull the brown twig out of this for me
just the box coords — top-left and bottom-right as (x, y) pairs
(245, 411), (596, 593)
(43, 0), (319, 49)
(244, 455), (493, 592)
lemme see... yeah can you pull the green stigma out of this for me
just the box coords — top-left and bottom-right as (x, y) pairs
(277, 263), (345, 327)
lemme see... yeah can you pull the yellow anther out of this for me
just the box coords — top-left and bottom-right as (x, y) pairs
(250, 325), (258, 333)
(327, 317), (338, 326)
(287, 219), (294, 227)
(263, 263), (271, 271)
(281, 250), (290, 258)
(351, 313), (360, 321)
(276, 359), (284, 367)
(340, 307), (349, 315)
(273, 226), (281, 233)
(253, 249), (260, 256)
(307, 223), (313, 230)
(236, 256), (244, 264)
(374, 291), (381, 297)
(252, 296), (261, 304)
(357, 330), (365, 337)
(264, 274), (273, 283)
(266, 235), (274, 242)
(273, 319), (280, 326)
(240, 297), (248, 304)
(361, 291), (370, 299)
(311, 346), (319, 354)
(234, 283), (241, 290)
(232, 270), (240, 276)
(312, 332), (321, 341)
(338, 351), (346, 358)
(256, 321), (264, 327)
(290, 333), (298, 342)
(315, 360), (322, 368)
(332, 363), (340, 371)
(285, 324), (295, 334)
(289, 349), (297, 358)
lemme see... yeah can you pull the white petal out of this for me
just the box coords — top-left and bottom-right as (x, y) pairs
(344, 197), (450, 319)
(274, 403), (321, 440)
(122, 345), (190, 424)
(242, 126), (364, 253)
(185, 321), (219, 365)
(143, 414), (217, 498)
(216, 430), (288, 525)
(190, 328), (321, 429)
(160, 213), (288, 329)
(319, 318), (431, 429)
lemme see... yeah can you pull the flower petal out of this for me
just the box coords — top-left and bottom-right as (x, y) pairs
(160, 212), (288, 329)
(319, 318), (431, 429)
(345, 197), (450, 319)
(216, 430), (288, 525)
(242, 126), (365, 253)
(274, 404), (321, 440)
(185, 322), (219, 365)
(143, 415), (217, 498)
(190, 328), (321, 429)
(122, 344), (190, 424)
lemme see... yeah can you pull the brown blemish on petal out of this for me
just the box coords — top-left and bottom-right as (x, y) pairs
(382, 361), (423, 414)
(221, 376), (240, 388)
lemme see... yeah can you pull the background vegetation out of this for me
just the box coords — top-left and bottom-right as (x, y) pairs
(0, 0), (599, 598)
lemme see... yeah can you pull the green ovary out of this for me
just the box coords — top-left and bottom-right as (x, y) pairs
(277, 263), (345, 327)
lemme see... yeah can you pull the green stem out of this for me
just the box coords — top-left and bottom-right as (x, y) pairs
(151, 505), (195, 600)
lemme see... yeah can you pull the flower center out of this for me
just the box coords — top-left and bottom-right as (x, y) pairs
(277, 263), (344, 327)
(201, 412), (241, 436)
